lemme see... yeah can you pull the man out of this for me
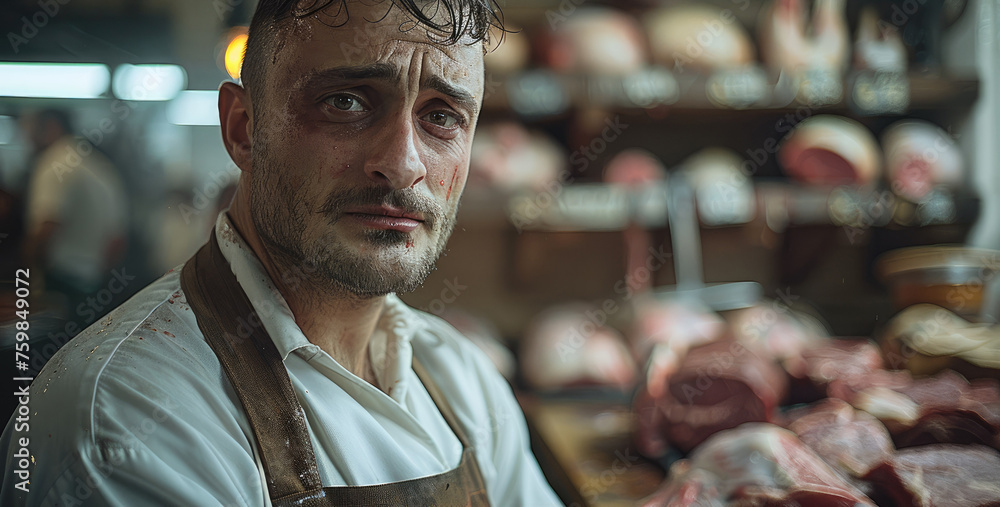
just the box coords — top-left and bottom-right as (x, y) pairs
(0, 0), (562, 505)
(20, 109), (127, 322)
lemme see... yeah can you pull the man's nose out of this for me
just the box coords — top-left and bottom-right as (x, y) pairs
(364, 115), (427, 189)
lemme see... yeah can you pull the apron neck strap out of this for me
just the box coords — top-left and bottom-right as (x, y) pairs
(180, 228), (475, 501)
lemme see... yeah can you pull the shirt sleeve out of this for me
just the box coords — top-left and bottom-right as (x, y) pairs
(478, 358), (564, 507)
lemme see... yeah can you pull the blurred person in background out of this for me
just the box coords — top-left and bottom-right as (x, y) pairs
(19, 109), (128, 324)
(0, 1), (560, 506)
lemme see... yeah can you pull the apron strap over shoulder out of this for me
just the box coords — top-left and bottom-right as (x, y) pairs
(181, 231), (323, 498)
(180, 228), (490, 506)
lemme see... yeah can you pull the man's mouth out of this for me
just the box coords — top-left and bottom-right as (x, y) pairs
(343, 205), (425, 233)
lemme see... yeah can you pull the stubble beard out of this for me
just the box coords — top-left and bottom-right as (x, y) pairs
(248, 138), (457, 299)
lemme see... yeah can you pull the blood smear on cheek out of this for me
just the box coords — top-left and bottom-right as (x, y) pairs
(445, 167), (460, 200)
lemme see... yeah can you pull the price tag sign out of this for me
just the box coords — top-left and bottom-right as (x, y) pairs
(507, 184), (630, 231)
(797, 69), (843, 106)
(849, 71), (910, 115)
(506, 71), (569, 117)
(707, 66), (768, 109)
(622, 67), (679, 108)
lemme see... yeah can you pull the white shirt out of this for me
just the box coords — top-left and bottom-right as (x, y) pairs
(1, 212), (561, 506)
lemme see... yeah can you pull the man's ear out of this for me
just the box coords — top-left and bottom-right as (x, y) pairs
(219, 81), (253, 173)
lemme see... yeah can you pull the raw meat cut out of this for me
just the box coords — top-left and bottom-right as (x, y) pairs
(643, 5), (755, 73)
(519, 304), (638, 391)
(882, 121), (964, 203)
(468, 122), (564, 192)
(728, 302), (832, 380)
(537, 7), (647, 76)
(759, 0), (850, 75)
(641, 423), (876, 506)
(803, 338), (885, 390)
(778, 115), (882, 186)
(785, 398), (895, 478)
(863, 444), (1000, 507)
(635, 340), (788, 454)
(831, 369), (1000, 450)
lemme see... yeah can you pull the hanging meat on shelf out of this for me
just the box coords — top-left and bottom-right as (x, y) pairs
(536, 7), (648, 76)
(642, 4), (756, 73)
(854, 7), (907, 73)
(467, 121), (564, 192)
(881, 120), (964, 203)
(777, 115), (882, 186)
(679, 148), (756, 226)
(519, 304), (638, 392)
(640, 423), (877, 506)
(758, 0), (850, 76)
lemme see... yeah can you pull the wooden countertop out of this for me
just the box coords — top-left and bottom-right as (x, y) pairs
(519, 394), (667, 506)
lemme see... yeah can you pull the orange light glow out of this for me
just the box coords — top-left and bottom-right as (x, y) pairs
(224, 31), (248, 80)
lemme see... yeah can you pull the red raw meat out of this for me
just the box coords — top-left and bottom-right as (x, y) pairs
(641, 423), (876, 506)
(785, 398), (895, 478)
(863, 444), (1000, 507)
(831, 370), (1000, 450)
(803, 339), (885, 386)
(636, 340), (788, 453)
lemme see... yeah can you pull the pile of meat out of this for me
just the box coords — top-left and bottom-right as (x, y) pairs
(632, 301), (1000, 506)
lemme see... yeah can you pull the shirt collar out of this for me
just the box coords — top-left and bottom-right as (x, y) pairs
(212, 211), (424, 398)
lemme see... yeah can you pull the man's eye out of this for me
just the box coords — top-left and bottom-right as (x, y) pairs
(325, 94), (365, 112)
(423, 111), (459, 128)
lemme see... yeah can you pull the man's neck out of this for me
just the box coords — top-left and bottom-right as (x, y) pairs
(226, 191), (385, 387)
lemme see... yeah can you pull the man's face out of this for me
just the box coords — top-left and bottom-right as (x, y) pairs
(247, 3), (484, 297)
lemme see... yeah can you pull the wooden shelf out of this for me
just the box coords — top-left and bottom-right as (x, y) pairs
(482, 68), (979, 120)
(460, 183), (979, 233)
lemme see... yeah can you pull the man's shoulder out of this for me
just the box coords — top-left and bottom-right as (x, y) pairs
(23, 265), (234, 445)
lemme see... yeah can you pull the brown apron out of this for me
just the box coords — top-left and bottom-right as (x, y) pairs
(180, 231), (490, 506)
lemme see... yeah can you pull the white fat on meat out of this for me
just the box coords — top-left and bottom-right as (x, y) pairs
(852, 386), (921, 425)
(884, 303), (1000, 369)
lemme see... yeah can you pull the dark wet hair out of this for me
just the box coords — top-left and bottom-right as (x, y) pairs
(241, 0), (504, 107)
